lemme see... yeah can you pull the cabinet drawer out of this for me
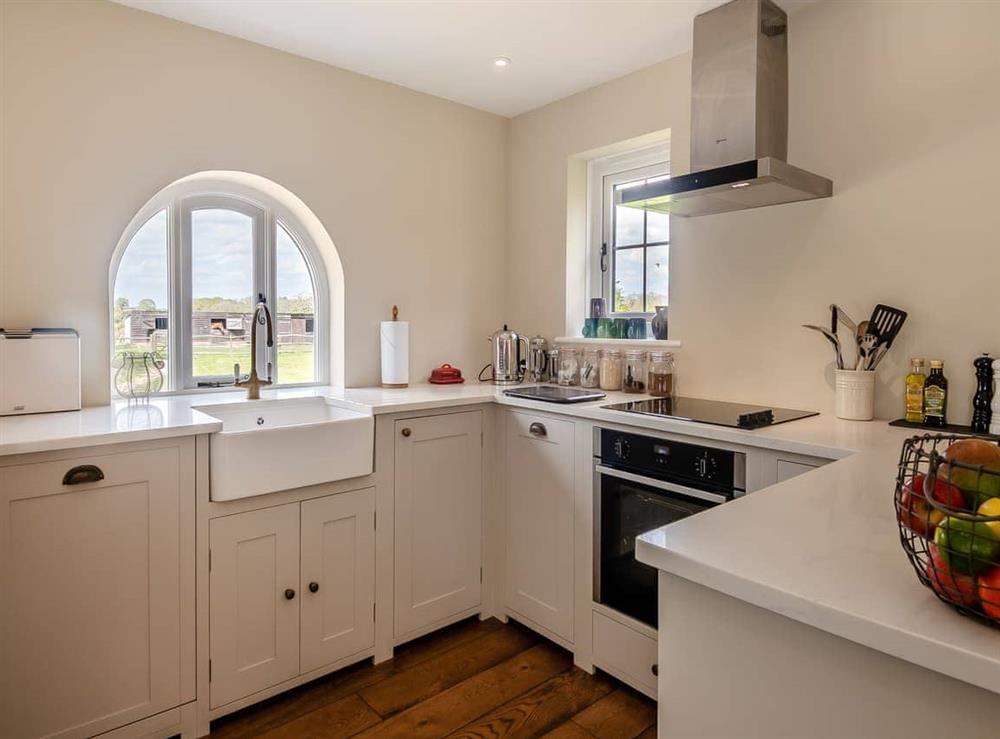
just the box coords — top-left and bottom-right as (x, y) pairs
(506, 410), (574, 447)
(593, 611), (657, 698)
(1, 446), (174, 497)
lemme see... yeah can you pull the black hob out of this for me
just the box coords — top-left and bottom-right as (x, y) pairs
(603, 396), (818, 430)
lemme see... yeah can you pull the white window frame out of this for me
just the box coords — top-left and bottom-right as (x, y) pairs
(587, 144), (670, 318)
(110, 184), (330, 395)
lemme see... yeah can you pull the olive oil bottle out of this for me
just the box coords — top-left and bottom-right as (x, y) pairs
(904, 358), (926, 423)
(923, 360), (948, 427)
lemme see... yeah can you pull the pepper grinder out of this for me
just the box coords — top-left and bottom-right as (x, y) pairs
(971, 353), (994, 433)
(990, 359), (1000, 436)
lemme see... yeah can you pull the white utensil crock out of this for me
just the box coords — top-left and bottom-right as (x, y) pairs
(835, 369), (875, 421)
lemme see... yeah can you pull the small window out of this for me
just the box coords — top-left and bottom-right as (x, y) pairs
(111, 186), (327, 394)
(589, 146), (670, 318)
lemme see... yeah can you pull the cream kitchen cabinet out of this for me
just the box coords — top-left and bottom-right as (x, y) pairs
(393, 411), (483, 639)
(0, 441), (195, 739)
(503, 410), (575, 642)
(209, 488), (375, 709)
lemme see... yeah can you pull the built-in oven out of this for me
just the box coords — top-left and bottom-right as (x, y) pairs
(594, 428), (746, 627)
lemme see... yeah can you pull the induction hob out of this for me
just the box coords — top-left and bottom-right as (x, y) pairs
(603, 396), (818, 430)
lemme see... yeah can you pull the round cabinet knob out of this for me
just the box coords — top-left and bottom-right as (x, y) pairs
(401, 427), (412, 437)
(308, 581), (319, 593)
(284, 588), (296, 600)
(651, 663), (659, 677)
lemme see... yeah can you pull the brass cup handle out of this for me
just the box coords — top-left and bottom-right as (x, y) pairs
(284, 588), (296, 600)
(308, 581), (319, 593)
(529, 422), (547, 438)
(401, 427), (412, 437)
(62, 465), (105, 486)
(651, 663), (659, 677)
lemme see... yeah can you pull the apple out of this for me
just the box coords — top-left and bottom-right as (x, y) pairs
(925, 544), (978, 608)
(899, 473), (965, 537)
(978, 567), (1000, 620)
(942, 439), (1000, 508)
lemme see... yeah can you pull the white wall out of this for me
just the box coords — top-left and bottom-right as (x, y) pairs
(0, 0), (507, 405)
(508, 0), (1000, 423)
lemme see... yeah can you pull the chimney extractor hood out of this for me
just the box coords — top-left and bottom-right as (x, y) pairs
(619, 0), (832, 218)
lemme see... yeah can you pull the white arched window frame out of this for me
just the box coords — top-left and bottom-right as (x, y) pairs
(110, 178), (331, 394)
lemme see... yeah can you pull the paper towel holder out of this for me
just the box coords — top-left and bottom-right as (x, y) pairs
(380, 305), (409, 388)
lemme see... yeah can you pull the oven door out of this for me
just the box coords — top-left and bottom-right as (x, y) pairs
(594, 464), (729, 627)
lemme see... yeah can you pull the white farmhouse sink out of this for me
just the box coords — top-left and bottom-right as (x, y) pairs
(194, 397), (374, 501)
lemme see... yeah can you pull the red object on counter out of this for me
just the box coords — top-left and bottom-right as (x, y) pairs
(429, 364), (465, 384)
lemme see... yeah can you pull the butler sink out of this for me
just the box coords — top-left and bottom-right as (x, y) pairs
(194, 397), (374, 501)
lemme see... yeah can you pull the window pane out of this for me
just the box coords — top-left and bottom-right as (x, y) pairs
(613, 248), (644, 313)
(113, 209), (169, 389)
(646, 244), (669, 311)
(614, 201), (644, 247)
(191, 209), (253, 379)
(276, 224), (316, 383)
(647, 210), (669, 244)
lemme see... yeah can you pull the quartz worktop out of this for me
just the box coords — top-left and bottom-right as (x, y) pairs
(635, 421), (1000, 697)
(3, 381), (997, 696)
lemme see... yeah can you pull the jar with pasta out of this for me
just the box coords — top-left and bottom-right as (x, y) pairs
(623, 349), (647, 393)
(599, 349), (623, 391)
(580, 349), (600, 388)
(648, 351), (674, 397)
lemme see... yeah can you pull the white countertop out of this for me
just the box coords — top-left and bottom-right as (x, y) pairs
(4, 383), (997, 696)
(635, 420), (1000, 696)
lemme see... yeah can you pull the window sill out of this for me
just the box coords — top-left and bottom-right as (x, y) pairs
(553, 337), (681, 349)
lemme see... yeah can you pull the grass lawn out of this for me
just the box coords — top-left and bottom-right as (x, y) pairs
(192, 343), (315, 383)
(114, 343), (315, 384)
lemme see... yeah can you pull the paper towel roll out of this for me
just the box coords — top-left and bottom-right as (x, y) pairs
(380, 320), (409, 387)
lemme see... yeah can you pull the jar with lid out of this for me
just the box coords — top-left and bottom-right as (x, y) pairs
(545, 349), (560, 383)
(580, 349), (600, 388)
(648, 351), (674, 397)
(557, 348), (580, 386)
(623, 350), (647, 393)
(599, 349), (623, 391)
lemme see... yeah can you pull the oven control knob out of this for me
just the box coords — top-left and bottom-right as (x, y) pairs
(613, 436), (631, 460)
(695, 453), (717, 479)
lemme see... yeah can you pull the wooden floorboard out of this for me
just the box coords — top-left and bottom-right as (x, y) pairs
(209, 616), (657, 739)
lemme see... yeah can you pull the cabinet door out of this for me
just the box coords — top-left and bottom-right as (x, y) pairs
(210, 503), (300, 708)
(300, 489), (375, 673)
(504, 411), (576, 641)
(0, 446), (189, 739)
(394, 411), (482, 637)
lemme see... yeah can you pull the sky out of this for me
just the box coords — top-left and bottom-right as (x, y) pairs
(114, 208), (314, 308)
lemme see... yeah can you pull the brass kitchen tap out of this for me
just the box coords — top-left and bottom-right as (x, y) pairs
(234, 299), (274, 400)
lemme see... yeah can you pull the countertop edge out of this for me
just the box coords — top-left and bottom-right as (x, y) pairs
(636, 530), (1000, 696)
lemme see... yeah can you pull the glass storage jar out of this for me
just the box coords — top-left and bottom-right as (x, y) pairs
(580, 349), (600, 388)
(599, 349), (623, 391)
(623, 350), (648, 393)
(648, 351), (675, 397)
(557, 348), (580, 386)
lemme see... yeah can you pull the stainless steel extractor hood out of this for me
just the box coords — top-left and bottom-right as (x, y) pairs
(618, 0), (832, 217)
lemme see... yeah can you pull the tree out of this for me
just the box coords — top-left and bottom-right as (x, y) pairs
(138, 298), (157, 311)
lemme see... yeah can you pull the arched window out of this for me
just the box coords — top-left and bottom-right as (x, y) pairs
(111, 175), (332, 394)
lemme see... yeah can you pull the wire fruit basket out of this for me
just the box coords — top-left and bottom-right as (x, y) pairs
(895, 434), (1000, 627)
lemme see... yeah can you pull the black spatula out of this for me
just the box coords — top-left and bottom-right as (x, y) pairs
(867, 304), (907, 368)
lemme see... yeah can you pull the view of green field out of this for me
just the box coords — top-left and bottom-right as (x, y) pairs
(113, 343), (315, 386)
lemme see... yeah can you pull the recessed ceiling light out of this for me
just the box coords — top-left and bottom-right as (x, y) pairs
(494, 57), (511, 68)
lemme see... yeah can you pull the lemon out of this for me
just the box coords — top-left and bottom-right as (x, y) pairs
(978, 497), (1000, 538)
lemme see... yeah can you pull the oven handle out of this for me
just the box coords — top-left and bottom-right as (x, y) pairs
(595, 464), (730, 505)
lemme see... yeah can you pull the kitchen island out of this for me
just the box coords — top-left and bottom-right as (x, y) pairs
(637, 422), (1000, 738)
